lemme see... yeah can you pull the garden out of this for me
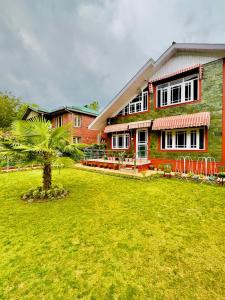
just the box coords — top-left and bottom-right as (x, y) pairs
(0, 168), (225, 299)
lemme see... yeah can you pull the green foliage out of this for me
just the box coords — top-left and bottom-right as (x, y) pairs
(0, 91), (38, 130)
(21, 184), (68, 202)
(84, 100), (100, 111)
(0, 169), (225, 298)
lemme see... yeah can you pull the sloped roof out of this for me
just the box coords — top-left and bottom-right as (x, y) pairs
(22, 105), (99, 120)
(89, 42), (225, 130)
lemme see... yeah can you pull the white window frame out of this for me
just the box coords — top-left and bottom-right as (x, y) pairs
(73, 136), (81, 144)
(112, 133), (129, 149)
(157, 74), (199, 108)
(56, 115), (63, 127)
(161, 128), (204, 150)
(118, 91), (148, 116)
(74, 114), (81, 127)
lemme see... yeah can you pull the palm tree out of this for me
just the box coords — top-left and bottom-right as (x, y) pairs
(1, 117), (70, 190)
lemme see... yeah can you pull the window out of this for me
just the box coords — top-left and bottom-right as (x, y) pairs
(175, 131), (186, 148)
(112, 133), (129, 149)
(118, 90), (148, 116)
(73, 136), (81, 144)
(56, 115), (63, 127)
(74, 114), (81, 127)
(157, 74), (199, 108)
(161, 128), (205, 150)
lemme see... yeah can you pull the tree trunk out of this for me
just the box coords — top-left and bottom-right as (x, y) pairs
(43, 162), (52, 190)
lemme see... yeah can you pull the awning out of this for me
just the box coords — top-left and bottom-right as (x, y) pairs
(104, 123), (129, 133)
(128, 120), (152, 129)
(152, 112), (210, 130)
(150, 64), (203, 83)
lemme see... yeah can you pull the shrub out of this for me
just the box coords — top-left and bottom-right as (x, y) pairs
(21, 185), (68, 202)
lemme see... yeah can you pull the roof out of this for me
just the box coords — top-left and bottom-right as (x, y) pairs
(152, 112), (210, 130)
(62, 105), (99, 116)
(104, 119), (152, 133)
(22, 105), (99, 120)
(89, 42), (225, 131)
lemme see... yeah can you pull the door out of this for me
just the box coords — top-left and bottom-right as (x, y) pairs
(136, 129), (148, 159)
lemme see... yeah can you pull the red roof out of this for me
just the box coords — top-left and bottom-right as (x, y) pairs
(104, 120), (152, 133)
(152, 112), (210, 130)
(104, 123), (129, 133)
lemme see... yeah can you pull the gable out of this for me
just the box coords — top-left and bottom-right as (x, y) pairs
(26, 111), (39, 119)
(151, 51), (225, 82)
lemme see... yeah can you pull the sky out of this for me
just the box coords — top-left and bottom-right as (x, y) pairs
(0, 0), (225, 111)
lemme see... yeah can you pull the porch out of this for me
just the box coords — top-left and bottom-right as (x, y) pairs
(82, 149), (151, 172)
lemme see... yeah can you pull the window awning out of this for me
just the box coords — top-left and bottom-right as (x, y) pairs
(152, 112), (210, 130)
(150, 64), (203, 84)
(104, 123), (129, 133)
(128, 120), (152, 129)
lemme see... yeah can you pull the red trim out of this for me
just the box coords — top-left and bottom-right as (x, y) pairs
(157, 127), (208, 153)
(222, 58), (225, 162)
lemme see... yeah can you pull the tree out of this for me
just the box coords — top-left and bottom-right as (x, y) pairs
(1, 117), (70, 190)
(0, 91), (38, 130)
(84, 101), (100, 112)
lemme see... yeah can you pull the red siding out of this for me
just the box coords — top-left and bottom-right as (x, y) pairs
(51, 112), (99, 144)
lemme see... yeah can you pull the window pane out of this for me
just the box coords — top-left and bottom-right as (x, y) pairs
(157, 90), (161, 107)
(176, 131), (186, 148)
(161, 131), (165, 149)
(194, 79), (198, 100)
(118, 136), (123, 148)
(166, 132), (173, 148)
(143, 92), (148, 110)
(191, 130), (197, 148)
(138, 131), (146, 143)
(171, 85), (181, 104)
(125, 135), (129, 148)
(199, 128), (204, 149)
(161, 88), (168, 106)
(185, 82), (191, 101)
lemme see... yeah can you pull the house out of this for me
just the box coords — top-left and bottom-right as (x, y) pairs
(23, 105), (100, 145)
(89, 42), (225, 171)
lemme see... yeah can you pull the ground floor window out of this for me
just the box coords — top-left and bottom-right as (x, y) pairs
(161, 128), (205, 150)
(112, 133), (129, 149)
(73, 136), (81, 144)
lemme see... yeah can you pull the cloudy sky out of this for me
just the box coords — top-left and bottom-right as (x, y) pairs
(0, 0), (225, 110)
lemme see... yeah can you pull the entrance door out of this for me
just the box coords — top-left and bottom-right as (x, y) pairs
(136, 129), (148, 159)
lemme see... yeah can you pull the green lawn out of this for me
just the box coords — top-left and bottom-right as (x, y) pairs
(0, 169), (225, 299)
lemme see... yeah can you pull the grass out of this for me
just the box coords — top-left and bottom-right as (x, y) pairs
(0, 169), (225, 299)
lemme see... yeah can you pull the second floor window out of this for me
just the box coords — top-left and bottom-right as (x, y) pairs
(74, 114), (81, 127)
(56, 115), (63, 127)
(118, 91), (148, 116)
(157, 74), (199, 108)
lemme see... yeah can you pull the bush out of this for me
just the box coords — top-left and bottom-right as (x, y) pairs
(21, 185), (68, 202)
